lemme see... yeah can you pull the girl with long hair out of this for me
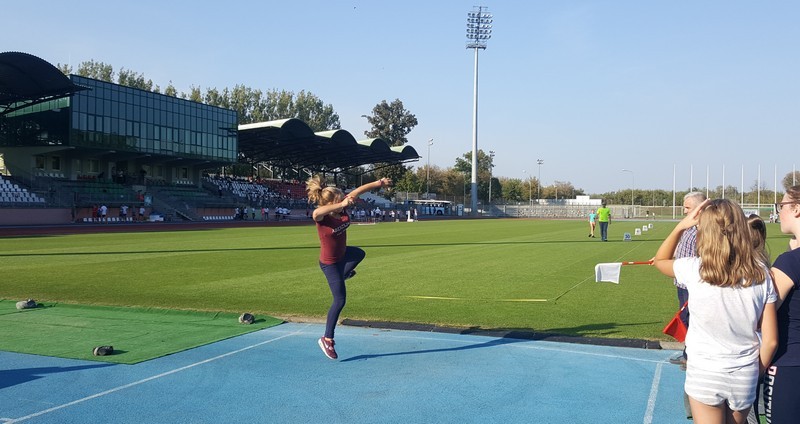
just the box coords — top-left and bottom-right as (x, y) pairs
(764, 185), (800, 423)
(653, 199), (777, 424)
(306, 175), (391, 360)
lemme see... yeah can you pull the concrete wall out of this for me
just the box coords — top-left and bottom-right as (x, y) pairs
(0, 208), (71, 225)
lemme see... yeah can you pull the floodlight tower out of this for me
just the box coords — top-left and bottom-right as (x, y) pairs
(466, 6), (492, 215)
(488, 150), (495, 204)
(523, 169), (532, 208)
(426, 138), (433, 199)
(536, 159), (543, 203)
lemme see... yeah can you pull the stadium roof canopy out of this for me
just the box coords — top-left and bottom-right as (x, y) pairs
(0, 51), (88, 116)
(238, 118), (420, 174)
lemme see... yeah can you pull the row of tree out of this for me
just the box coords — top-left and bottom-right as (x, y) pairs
(58, 60), (340, 130)
(59, 60), (800, 205)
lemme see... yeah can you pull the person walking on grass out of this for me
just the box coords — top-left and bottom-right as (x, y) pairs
(596, 203), (611, 241)
(653, 199), (777, 424)
(587, 209), (597, 238)
(306, 175), (392, 360)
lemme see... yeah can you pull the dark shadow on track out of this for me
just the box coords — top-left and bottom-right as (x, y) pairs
(0, 364), (115, 389)
(342, 319), (665, 350)
(340, 336), (522, 362)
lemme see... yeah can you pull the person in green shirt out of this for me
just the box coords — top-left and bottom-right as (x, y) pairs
(597, 204), (611, 241)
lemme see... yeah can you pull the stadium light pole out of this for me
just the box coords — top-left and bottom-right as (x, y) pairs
(523, 169), (532, 208)
(622, 169), (634, 209)
(488, 150), (495, 204)
(361, 114), (370, 187)
(536, 159), (543, 203)
(426, 138), (433, 199)
(466, 6), (492, 215)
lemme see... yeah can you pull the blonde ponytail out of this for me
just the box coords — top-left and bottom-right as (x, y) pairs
(305, 175), (343, 206)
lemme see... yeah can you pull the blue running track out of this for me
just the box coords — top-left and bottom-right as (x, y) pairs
(0, 323), (689, 423)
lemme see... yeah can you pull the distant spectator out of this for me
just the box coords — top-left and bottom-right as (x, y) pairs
(597, 203), (611, 241)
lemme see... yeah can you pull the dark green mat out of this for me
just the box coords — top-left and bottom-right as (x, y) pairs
(0, 300), (283, 364)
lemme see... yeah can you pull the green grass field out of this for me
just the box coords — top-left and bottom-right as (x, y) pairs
(1, 219), (792, 341)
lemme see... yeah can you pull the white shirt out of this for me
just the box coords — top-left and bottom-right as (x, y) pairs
(673, 257), (776, 371)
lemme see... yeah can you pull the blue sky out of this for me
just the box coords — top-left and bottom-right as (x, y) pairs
(4, 1), (798, 194)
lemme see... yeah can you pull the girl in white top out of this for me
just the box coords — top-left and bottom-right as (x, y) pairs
(653, 199), (778, 424)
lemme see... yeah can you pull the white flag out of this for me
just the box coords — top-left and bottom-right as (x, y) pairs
(595, 263), (622, 284)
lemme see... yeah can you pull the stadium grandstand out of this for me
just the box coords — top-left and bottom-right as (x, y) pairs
(0, 51), (419, 225)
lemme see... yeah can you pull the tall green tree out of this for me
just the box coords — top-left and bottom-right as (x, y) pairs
(164, 81), (178, 97)
(411, 164), (449, 198)
(453, 149), (497, 203)
(203, 87), (230, 109)
(237, 88), (340, 131)
(293, 90), (340, 131)
(56, 63), (72, 75)
(117, 68), (155, 91)
(440, 168), (470, 202)
(228, 84), (260, 124)
(185, 86), (203, 102)
(499, 177), (525, 202)
(363, 99), (418, 147)
(56, 60), (340, 130)
(541, 180), (578, 200)
(75, 60), (115, 81)
(395, 170), (421, 194)
(364, 99), (418, 195)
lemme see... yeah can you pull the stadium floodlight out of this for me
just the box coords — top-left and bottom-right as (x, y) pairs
(523, 169), (532, 208)
(536, 159), (543, 203)
(488, 150), (495, 204)
(426, 138), (433, 199)
(466, 6), (492, 215)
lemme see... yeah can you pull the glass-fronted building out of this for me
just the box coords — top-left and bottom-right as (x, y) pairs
(1, 75), (237, 185)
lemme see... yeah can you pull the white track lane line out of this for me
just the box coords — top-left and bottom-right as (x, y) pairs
(643, 362), (664, 424)
(7, 327), (306, 423)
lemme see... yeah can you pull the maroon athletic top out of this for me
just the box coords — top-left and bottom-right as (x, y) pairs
(315, 212), (350, 264)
